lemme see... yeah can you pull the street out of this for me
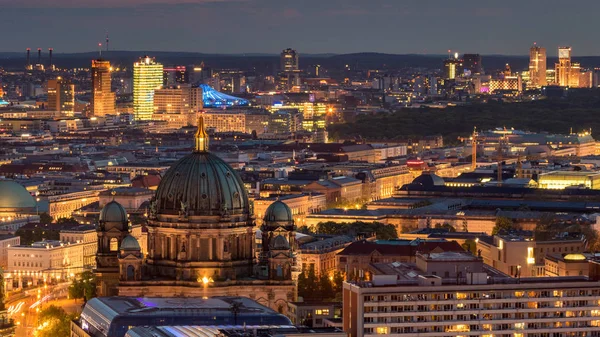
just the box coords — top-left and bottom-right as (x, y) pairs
(5, 283), (85, 337)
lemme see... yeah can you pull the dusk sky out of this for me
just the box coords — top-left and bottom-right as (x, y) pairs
(2, 0), (599, 55)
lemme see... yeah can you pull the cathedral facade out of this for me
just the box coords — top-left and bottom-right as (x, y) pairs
(96, 117), (296, 313)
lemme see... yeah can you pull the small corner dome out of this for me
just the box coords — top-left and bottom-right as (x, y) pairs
(412, 172), (445, 187)
(120, 235), (141, 251)
(0, 180), (36, 211)
(272, 235), (290, 250)
(264, 200), (293, 223)
(100, 201), (128, 223)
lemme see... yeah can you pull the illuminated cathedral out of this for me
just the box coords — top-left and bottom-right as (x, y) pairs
(95, 117), (296, 313)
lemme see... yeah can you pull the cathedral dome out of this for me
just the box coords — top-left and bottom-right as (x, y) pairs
(120, 235), (141, 251)
(272, 235), (290, 250)
(99, 200), (128, 223)
(263, 200), (293, 223)
(0, 180), (36, 212)
(153, 116), (249, 217)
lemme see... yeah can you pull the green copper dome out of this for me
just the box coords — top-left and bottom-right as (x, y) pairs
(120, 235), (141, 251)
(99, 200), (128, 223)
(263, 200), (293, 223)
(153, 117), (249, 217)
(0, 180), (36, 211)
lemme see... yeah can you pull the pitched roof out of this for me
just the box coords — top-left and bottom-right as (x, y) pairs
(337, 239), (464, 256)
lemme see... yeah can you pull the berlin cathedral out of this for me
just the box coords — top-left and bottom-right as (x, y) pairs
(95, 117), (296, 313)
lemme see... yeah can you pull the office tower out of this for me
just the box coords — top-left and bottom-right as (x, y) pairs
(556, 47), (572, 87)
(528, 44), (547, 87)
(462, 54), (483, 75)
(91, 59), (116, 117)
(163, 66), (188, 87)
(47, 77), (75, 115)
(133, 56), (163, 120)
(279, 48), (301, 90)
(152, 85), (202, 128)
(443, 58), (462, 80)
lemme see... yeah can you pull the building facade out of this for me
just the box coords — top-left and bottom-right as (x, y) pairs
(47, 77), (75, 115)
(343, 252), (600, 337)
(133, 56), (163, 121)
(529, 45), (547, 88)
(96, 117), (297, 314)
(91, 59), (116, 117)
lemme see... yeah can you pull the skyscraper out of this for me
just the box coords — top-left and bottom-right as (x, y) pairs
(556, 47), (572, 87)
(47, 77), (74, 115)
(279, 48), (300, 90)
(462, 54), (483, 75)
(529, 45), (547, 88)
(91, 59), (116, 117)
(133, 56), (163, 121)
(443, 58), (462, 80)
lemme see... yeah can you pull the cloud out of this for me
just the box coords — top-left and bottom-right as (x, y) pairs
(0, 0), (244, 8)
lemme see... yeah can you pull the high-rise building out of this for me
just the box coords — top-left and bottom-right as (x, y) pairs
(462, 54), (483, 75)
(91, 59), (116, 117)
(163, 66), (188, 87)
(152, 85), (202, 129)
(556, 46), (573, 87)
(529, 44), (547, 87)
(279, 48), (301, 90)
(47, 77), (75, 115)
(443, 58), (462, 80)
(133, 56), (163, 120)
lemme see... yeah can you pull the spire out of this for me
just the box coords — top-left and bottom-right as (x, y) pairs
(194, 115), (209, 152)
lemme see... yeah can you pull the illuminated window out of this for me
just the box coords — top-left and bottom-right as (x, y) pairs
(376, 327), (388, 334)
(315, 309), (330, 316)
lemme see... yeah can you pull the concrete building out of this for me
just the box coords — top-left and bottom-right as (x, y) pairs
(133, 56), (163, 121)
(298, 235), (355, 278)
(152, 85), (202, 129)
(0, 235), (19, 269)
(538, 171), (600, 189)
(529, 44), (547, 87)
(476, 233), (587, 277)
(7, 239), (84, 289)
(91, 59), (116, 117)
(343, 250), (600, 337)
(545, 253), (591, 277)
(47, 189), (100, 220)
(287, 302), (342, 327)
(60, 225), (97, 269)
(47, 77), (75, 116)
(254, 193), (326, 227)
(71, 296), (294, 337)
(98, 188), (154, 213)
(336, 239), (464, 281)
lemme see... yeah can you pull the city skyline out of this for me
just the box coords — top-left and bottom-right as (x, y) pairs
(3, 0), (600, 55)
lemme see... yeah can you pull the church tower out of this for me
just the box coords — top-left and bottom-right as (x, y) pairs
(260, 200), (295, 280)
(95, 200), (131, 296)
(118, 235), (143, 282)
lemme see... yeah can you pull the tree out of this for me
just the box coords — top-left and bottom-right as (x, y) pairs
(39, 212), (53, 224)
(332, 270), (344, 293)
(318, 274), (334, 300)
(37, 305), (76, 337)
(461, 238), (477, 254)
(69, 271), (96, 301)
(315, 221), (398, 240)
(434, 223), (456, 232)
(492, 216), (516, 235)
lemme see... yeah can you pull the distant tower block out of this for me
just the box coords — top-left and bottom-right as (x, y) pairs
(25, 48), (32, 70)
(48, 48), (54, 71)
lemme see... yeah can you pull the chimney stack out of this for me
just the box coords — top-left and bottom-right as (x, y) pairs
(48, 48), (53, 68)
(26, 48), (31, 67)
(37, 48), (42, 64)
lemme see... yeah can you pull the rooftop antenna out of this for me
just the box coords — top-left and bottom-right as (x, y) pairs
(98, 43), (102, 58)
(105, 31), (109, 52)
(447, 49), (451, 59)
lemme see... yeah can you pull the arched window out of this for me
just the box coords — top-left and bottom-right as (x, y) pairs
(276, 265), (283, 278)
(110, 238), (118, 251)
(126, 265), (135, 281)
